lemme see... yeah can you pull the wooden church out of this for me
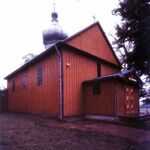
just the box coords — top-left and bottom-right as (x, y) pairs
(5, 9), (141, 121)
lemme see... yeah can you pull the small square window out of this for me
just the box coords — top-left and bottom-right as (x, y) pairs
(37, 66), (43, 85)
(93, 83), (101, 95)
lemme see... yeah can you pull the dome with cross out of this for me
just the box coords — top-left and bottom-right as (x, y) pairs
(42, 8), (68, 49)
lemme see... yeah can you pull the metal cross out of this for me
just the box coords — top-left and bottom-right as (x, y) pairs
(93, 15), (96, 22)
(53, 2), (55, 12)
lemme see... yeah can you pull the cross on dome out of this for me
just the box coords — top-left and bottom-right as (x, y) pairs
(42, 3), (68, 49)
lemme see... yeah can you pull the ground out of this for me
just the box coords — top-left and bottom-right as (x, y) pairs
(0, 113), (150, 150)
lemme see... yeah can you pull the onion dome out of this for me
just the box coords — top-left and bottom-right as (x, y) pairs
(43, 11), (68, 49)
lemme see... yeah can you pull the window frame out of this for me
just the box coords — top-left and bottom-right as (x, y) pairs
(12, 80), (15, 92)
(22, 75), (27, 89)
(37, 66), (43, 86)
(97, 62), (101, 77)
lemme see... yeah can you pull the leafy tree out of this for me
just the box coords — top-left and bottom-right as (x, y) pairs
(142, 88), (150, 104)
(22, 53), (36, 63)
(112, 0), (150, 81)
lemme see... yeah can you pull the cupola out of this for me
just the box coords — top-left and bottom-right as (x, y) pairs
(42, 7), (68, 49)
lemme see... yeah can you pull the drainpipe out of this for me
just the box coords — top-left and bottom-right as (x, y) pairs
(54, 44), (63, 120)
(114, 80), (118, 120)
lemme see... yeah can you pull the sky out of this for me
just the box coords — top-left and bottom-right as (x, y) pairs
(0, 0), (120, 88)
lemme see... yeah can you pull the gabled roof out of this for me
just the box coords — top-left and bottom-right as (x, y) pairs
(5, 21), (121, 80)
(62, 43), (121, 69)
(64, 21), (121, 66)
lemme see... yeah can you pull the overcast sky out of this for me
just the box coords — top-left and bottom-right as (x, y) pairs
(0, 0), (120, 87)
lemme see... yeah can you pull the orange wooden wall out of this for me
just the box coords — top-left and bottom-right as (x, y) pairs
(62, 49), (97, 116)
(101, 63), (119, 76)
(7, 53), (60, 116)
(83, 80), (139, 117)
(117, 83), (139, 117)
(67, 24), (119, 66)
(62, 48), (119, 117)
(83, 80), (115, 116)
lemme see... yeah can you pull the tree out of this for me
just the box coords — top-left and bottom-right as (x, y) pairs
(112, 0), (150, 81)
(22, 53), (36, 63)
(142, 88), (150, 104)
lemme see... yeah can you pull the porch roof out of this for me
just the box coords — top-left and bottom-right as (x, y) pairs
(83, 70), (143, 86)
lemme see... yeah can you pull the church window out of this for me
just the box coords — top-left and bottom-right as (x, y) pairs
(22, 75), (27, 89)
(97, 62), (101, 77)
(37, 66), (43, 85)
(93, 82), (101, 95)
(12, 80), (15, 92)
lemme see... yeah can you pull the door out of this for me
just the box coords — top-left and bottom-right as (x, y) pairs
(125, 87), (135, 115)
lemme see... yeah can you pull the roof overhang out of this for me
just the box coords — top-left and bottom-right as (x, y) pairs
(4, 42), (60, 80)
(83, 70), (142, 87)
(4, 41), (121, 80)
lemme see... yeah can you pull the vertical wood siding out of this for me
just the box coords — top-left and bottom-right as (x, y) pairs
(67, 24), (119, 66)
(117, 83), (139, 116)
(62, 49), (97, 116)
(7, 53), (60, 116)
(101, 63), (119, 76)
(83, 80), (115, 116)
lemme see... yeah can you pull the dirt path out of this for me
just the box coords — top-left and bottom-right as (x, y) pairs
(0, 113), (150, 150)
(50, 120), (150, 144)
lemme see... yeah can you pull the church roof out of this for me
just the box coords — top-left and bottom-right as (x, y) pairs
(64, 21), (121, 66)
(5, 21), (121, 80)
